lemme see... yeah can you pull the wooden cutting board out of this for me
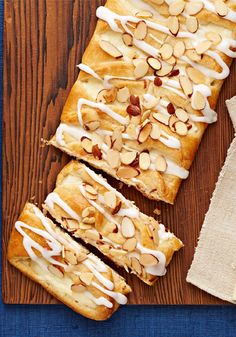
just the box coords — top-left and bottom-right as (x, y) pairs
(2, 0), (235, 305)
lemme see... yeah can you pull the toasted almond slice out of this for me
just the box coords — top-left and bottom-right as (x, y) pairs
(121, 217), (135, 238)
(155, 155), (167, 172)
(167, 16), (179, 36)
(140, 253), (158, 266)
(79, 223), (92, 230)
(150, 123), (161, 140)
(153, 228), (160, 246)
(80, 272), (94, 286)
(85, 184), (97, 196)
(153, 112), (169, 126)
(175, 121), (188, 136)
(96, 88), (117, 104)
(165, 56), (176, 66)
(117, 87), (130, 103)
(104, 190), (117, 209)
(139, 152), (151, 170)
(81, 137), (93, 154)
(186, 16), (199, 33)
(141, 109), (151, 123)
(120, 151), (137, 165)
(191, 91), (206, 110)
(167, 102), (175, 115)
(99, 40), (123, 58)
(96, 89), (107, 103)
(150, 0), (164, 4)
(85, 229), (100, 241)
(117, 166), (139, 179)
(138, 122), (152, 143)
(169, 0), (185, 15)
(147, 56), (162, 70)
(92, 144), (102, 160)
(131, 257), (142, 274)
(71, 284), (86, 293)
(186, 67), (205, 84)
(85, 120), (100, 131)
(134, 59), (149, 79)
(104, 135), (112, 148)
(179, 75), (193, 97)
(112, 129), (123, 151)
(106, 149), (120, 169)
(106, 222), (117, 233)
(195, 40), (212, 55)
(215, 0), (228, 17)
(169, 115), (178, 132)
(173, 41), (186, 58)
(155, 64), (173, 77)
(185, 49), (201, 62)
(134, 20), (148, 40)
(82, 206), (95, 218)
(82, 216), (95, 225)
(122, 33), (133, 47)
(127, 104), (141, 116)
(112, 202), (121, 215)
(48, 265), (64, 279)
(123, 237), (137, 252)
(135, 10), (153, 18)
(205, 31), (222, 46)
(175, 108), (189, 122)
(185, 1), (203, 15)
(126, 123), (137, 139)
(108, 232), (126, 245)
(65, 250), (77, 265)
(160, 43), (173, 60)
(77, 253), (88, 263)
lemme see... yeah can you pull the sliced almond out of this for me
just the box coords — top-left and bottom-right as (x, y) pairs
(205, 31), (222, 46)
(173, 41), (186, 58)
(117, 166), (139, 179)
(121, 217), (135, 238)
(81, 137), (93, 154)
(186, 16), (199, 33)
(155, 154), (167, 172)
(179, 75), (193, 97)
(127, 104), (141, 116)
(96, 89), (107, 103)
(175, 108), (189, 122)
(106, 149), (120, 169)
(108, 232), (126, 245)
(99, 40), (123, 58)
(104, 190), (117, 209)
(141, 109), (151, 123)
(85, 120), (100, 131)
(120, 151), (137, 165)
(123, 237), (137, 252)
(106, 222), (117, 233)
(138, 122), (152, 143)
(139, 152), (151, 170)
(134, 20), (148, 40)
(92, 144), (102, 160)
(150, 123), (161, 140)
(134, 59), (149, 79)
(169, 0), (185, 16)
(82, 217), (95, 225)
(186, 67), (205, 84)
(142, 95), (159, 110)
(85, 229), (100, 241)
(215, 0), (228, 17)
(169, 115), (178, 132)
(80, 272), (94, 286)
(175, 121), (188, 136)
(104, 135), (112, 148)
(147, 56), (162, 70)
(71, 284), (86, 293)
(85, 184), (97, 196)
(96, 88), (117, 104)
(185, 49), (201, 62)
(153, 112), (169, 126)
(167, 16), (179, 36)
(195, 40), (212, 55)
(111, 202), (122, 215)
(65, 250), (78, 265)
(112, 129), (123, 151)
(140, 253), (158, 266)
(185, 1), (203, 15)
(155, 64), (173, 77)
(126, 123), (137, 139)
(122, 33), (133, 47)
(131, 257), (142, 274)
(153, 228), (160, 246)
(117, 87), (130, 103)
(191, 91), (206, 110)
(160, 43), (173, 60)
(135, 10), (153, 18)
(166, 56), (177, 65)
(48, 265), (64, 279)
(82, 206), (95, 218)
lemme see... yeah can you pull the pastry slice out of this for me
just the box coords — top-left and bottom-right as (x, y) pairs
(49, 0), (236, 203)
(43, 160), (183, 285)
(7, 203), (131, 321)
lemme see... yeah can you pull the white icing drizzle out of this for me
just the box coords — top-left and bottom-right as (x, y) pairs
(136, 242), (166, 276)
(202, 0), (236, 23)
(85, 291), (113, 308)
(92, 281), (128, 304)
(82, 259), (114, 290)
(191, 84), (217, 123)
(45, 192), (81, 221)
(77, 63), (102, 80)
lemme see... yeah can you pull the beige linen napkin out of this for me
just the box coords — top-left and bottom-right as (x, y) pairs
(186, 96), (236, 304)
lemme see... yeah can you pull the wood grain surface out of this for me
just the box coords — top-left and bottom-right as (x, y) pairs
(2, 0), (235, 305)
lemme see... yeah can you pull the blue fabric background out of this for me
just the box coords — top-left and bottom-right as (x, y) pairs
(1, 2), (236, 336)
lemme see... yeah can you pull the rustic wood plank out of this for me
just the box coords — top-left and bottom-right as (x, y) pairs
(2, 0), (235, 305)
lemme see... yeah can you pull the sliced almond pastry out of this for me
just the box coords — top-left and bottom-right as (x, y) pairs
(85, 229), (100, 241)
(80, 272), (94, 286)
(120, 151), (137, 165)
(195, 40), (212, 55)
(134, 59), (149, 79)
(48, 265), (64, 279)
(153, 112), (169, 126)
(186, 67), (205, 84)
(135, 10), (153, 18)
(134, 20), (148, 40)
(138, 122), (152, 143)
(175, 108), (189, 122)
(179, 75), (193, 97)
(85, 120), (100, 131)
(117, 166), (139, 179)
(92, 144), (102, 160)
(140, 253), (158, 266)
(139, 152), (151, 170)
(122, 237), (137, 252)
(173, 41), (185, 58)
(65, 250), (78, 265)
(155, 64), (173, 77)
(159, 43), (173, 60)
(99, 40), (123, 58)
(155, 154), (167, 172)
(81, 137), (93, 154)
(169, 115), (178, 132)
(191, 91), (206, 110)
(122, 33), (133, 47)
(106, 149), (120, 169)
(85, 184), (98, 199)
(126, 123), (137, 139)
(185, 49), (201, 62)
(215, 0), (228, 17)
(150, 123), (161, 140)
(127, 104), (141, 116)
(169, 0), (185, 15)
(104, 190), (117, 209)
(131, 257), (142, 274)
(175, 121), (188, 136)
(186, 16), (199, 33)
(147, 56), (162, 70)
(185, 1), (203, 15)
(167, 15), (179, 36)
(205, 31), (222, 46)
(117, 87), (130, 103)
(71, 284), (86, 293)
(121, 217), (135, 238)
